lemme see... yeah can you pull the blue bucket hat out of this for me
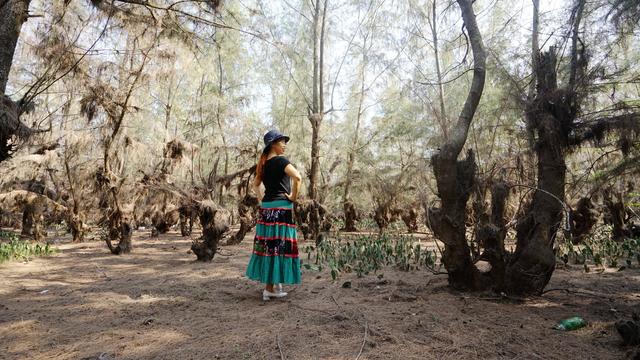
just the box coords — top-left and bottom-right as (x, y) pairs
(263, 130), (290, 150)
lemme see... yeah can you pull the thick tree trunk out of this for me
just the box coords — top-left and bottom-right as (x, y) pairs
(603, 189), (633, 240)
(428, 0), (487, 290)
(0, 0), (30, 94)
(228, 194), (259, 245)
(570, 197), (597, 243)
(430, 151), (484, 289)
(151, 209), (179, 237)
(191, 202), (230, 261)
(505, 49), (570, 295)
(21, 200), (45, 241)
(179, 213), (194, 237)
(178, 204), (197, 237)
(21, 205), (35, 237)
(105, 208), (133, 254)
(475, 182), (509, 289)
(1, 1), (35, 163)
(400, 206), (419, 233)
(341, 200), (358, 232)
(68, 213), (84, 243)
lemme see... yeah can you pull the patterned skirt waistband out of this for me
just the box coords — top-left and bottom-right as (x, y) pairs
(261, 199), (293, 210)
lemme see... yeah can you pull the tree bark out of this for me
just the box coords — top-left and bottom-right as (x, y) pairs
(528, 0), (540, 99)
(0, 0), (30, 94)
(308, 114), (321, 200)
(0, 1), (38, 163)
(341, 32), (367, 230)
(505, 48), (570, 295)
(428, 0), (487, 290)
(569, 0), (586, 89)
(228, 194), (259, 245)
(191, 202), (230, 261)
(308, 0), (327, 202)
(430, 0), (448, 140)
(342, 201), (358, 232)
(100, 40), (148, 255)
(215, 46), (229, 202)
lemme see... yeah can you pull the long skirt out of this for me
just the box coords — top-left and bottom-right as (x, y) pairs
(245, 199), (301, 284)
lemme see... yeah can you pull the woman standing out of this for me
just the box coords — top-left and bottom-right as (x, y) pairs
(246, 130), (302, 300)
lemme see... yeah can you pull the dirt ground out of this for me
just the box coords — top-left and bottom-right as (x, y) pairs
(1, 229), (639, 360)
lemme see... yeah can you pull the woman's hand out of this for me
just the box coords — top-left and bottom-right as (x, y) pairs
(284, 164), (302, 204)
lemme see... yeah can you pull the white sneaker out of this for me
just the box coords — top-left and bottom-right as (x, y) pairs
(276, 283), (284, 293)
(263, 289), (288, 301)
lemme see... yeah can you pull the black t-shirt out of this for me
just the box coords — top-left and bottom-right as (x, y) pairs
(262, 156), (292, 202)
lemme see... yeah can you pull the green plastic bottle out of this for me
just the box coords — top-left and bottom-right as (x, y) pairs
(554, 316), (587, 331)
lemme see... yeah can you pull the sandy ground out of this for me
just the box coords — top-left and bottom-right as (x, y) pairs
(1, 230), (639, 360)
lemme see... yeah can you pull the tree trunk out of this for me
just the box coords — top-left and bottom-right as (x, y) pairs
(21, 205), (34, 237)
(0, 0), (30, 94)
(430, 0), (448, 140)
(100, 41), (148, 254)
(191, 202), (230, 261)
(342, 33), (366, 230)
(400, 206), (419, 233)
(151, 209), (179, 237)
(427, 0), (487, 290)
(308, 0), (323, 200)
(570, 197), (597, 243)
(504, 48), (570, 295)
(603, 189), (632, 240)
(308, 113), (321, 200)
(105, 209), (133, 254)
(528, 0), (540, 99)
(179, 204), (197, 237)
(215, 47), (229, 202)
(68, 213), (84, 243)
(0, 1), (34, 163)
(63, 134), (85, 242)
(229, 194), (259, 245)
(342, 200), (358, 232)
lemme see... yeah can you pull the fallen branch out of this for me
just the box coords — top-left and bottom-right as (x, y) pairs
(277, 321), (285, 360)
(355, 319), (368, 360)
(94, 263), (111, 281)
(542, 287), (611, 298)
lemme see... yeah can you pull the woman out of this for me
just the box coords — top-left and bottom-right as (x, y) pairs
(245, 130), (302, 301)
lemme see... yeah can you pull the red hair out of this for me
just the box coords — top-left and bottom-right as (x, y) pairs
(255, 148), (270, 183)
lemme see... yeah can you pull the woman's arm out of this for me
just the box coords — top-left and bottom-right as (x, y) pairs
(284, 164), (302, 202)
(252, 177), (264, 203)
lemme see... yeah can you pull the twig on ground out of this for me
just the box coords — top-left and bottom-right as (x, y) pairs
(542, 287), (611, 298)
(94, 264), (111, 281)
(355, 319), (368, 360)
(289, 302), (334, 315)
(331, 294), (341, 309)
(332, 294), (371, 359)
(277, 322), (285, 360)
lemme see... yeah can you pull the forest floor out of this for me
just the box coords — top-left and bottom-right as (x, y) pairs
(1, 229), (639, 360)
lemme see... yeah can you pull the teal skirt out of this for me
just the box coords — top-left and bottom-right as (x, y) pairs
(245, 200), (301, 284)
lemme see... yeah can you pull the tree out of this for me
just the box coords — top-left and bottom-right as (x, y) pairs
(0, 0), (39, 162)
(428, 0), (640, 294)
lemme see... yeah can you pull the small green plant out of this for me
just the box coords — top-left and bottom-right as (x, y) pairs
(558, 225), (640, 269)
(0, 232), (58, 264)
(303, 234), (439, 280)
